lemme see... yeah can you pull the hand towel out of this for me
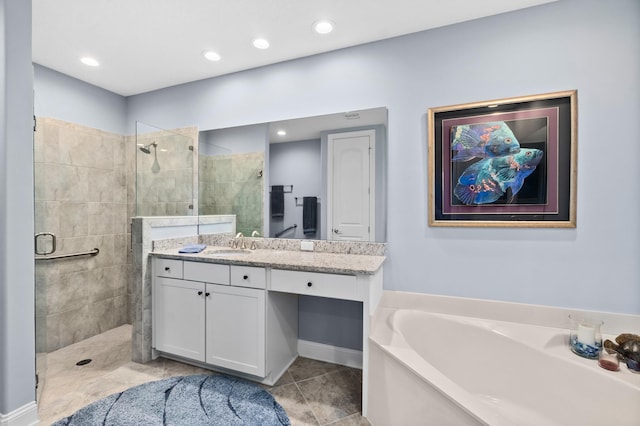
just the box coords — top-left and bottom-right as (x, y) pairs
(178, 244), (207, 253)
(271, 185), (284, 218)
(303, 196), (317, 235)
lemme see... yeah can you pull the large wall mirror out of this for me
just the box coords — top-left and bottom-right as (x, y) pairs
(198, 107), (387, 242)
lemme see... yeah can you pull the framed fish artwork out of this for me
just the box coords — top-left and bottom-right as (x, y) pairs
(428, 90), (577, 227)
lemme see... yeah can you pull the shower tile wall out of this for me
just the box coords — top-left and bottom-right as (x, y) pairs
(199, 151), (264, 236)
(35, 118), (132, 352)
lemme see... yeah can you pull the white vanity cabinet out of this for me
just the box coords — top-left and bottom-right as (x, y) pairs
(151, 250), (384, 415)
(205, 283), (265, 376)
(154, 276), (206, 361)
(152, 259), (268, 378)
(205, 265), (266, 376)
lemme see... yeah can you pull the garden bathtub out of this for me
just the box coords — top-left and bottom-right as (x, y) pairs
(368, 295), (640, 426)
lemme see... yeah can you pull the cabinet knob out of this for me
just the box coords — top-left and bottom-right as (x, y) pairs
(243, 275), (249, 280)
(307, 282), (313, 287)
(164, 267), (170, 271)
(197, 291), (203, 296)
(205, 292), (210, 297)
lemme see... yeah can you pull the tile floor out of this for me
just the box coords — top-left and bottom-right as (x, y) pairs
(37, 325), (370, 426)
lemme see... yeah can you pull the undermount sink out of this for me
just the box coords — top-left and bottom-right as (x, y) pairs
(204, 248), (251, 256)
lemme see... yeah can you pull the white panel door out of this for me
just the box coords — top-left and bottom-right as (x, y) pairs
(328, 130), (375, 241)
(154, 277), (206, 362)
(205, 283), (266, 377)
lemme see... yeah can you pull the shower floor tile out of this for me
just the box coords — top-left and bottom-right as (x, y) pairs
(37, 324), (369, 426)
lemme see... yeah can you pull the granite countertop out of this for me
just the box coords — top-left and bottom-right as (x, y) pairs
(151, 246), (385, 275)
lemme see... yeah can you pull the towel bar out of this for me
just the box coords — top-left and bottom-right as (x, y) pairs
(270, 185), (293, 193)
(294, 197), (320, 206)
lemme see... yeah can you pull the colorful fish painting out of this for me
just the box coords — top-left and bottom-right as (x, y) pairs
(453, 148), (543, 205)
(451, 121), (521, 161)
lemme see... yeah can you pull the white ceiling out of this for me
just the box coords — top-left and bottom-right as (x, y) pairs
(32, 0), (556, 96)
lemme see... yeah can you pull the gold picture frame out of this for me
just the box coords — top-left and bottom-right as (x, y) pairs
(428, 90), (577, 228)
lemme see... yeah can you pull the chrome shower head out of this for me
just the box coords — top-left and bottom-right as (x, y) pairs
(138, 142), (158, 154)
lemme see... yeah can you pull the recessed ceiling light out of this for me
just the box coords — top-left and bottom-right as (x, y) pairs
(253, 38), (270, 49)
(487, 104), (499, 108)
(313, 20), (334, 34)
(277, 130), (286, 136)
(202, 50), (221, 61)
(80, 56), (100, 67)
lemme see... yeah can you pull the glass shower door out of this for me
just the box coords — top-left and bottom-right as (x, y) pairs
(33, 124), (52, 402)
(135, 121), (195, 217)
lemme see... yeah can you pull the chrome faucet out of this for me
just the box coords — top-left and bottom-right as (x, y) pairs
(250, 231), (260, 250)
(233, 232), (245, 249)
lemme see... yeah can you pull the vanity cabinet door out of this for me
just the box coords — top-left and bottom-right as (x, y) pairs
(205, 283), (266, 377)
(154, 277), (206, 362)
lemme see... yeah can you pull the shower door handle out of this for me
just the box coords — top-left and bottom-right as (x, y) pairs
(34, 232), (57, 256)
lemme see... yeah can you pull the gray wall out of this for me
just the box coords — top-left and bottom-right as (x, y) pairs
(34, 64), (127, 135)
(126, 0), (640, 314)
(299, 297), (363, 351)
(0, 0), (35, 416)
(269, 139), (322, 239)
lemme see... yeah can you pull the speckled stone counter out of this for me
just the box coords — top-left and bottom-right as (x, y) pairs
(151, 246), (385, 275)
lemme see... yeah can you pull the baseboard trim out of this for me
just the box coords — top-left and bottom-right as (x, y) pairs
(297, 340), (363, 369)
(0, 402), (39, 426)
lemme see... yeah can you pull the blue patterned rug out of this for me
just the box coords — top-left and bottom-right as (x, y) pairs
(52, 374), (290, 425)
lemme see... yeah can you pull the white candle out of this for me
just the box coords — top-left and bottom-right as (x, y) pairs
(577, 324), (595, 345)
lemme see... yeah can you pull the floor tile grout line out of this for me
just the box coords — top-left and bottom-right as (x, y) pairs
(292, 379), (322, 426)
(292, 368), (362, 425)
(291, 368), (345, 386)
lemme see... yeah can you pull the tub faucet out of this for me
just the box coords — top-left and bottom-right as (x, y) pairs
(233, 232), (245, 249)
